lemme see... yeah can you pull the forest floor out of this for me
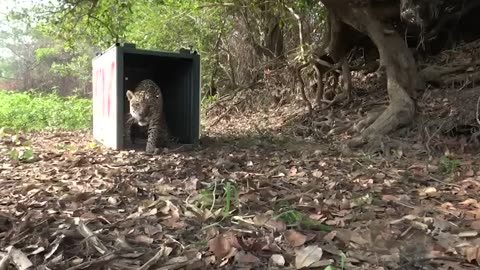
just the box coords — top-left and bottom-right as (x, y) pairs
(2, 43), (480, 270)
(1, 120), (480, 270)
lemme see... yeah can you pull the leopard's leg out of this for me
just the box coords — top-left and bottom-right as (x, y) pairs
(125, 116), (136, 145)
(145, 118), (162, 154)
(158, 114), (171, 146)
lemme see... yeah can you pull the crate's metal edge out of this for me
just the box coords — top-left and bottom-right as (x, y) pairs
(93, 43), (120, 61)
(122, 47), (197, 59)
(95, 44), (198, 61)
(192, 53), (201, 145)
(116, 46), (125, 150)
(93, 43), (201, 148)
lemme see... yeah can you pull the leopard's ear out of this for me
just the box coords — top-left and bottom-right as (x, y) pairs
(126, 90), (134, 101)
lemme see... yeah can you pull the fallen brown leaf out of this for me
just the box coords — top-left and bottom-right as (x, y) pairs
(208, 233), (238, 260)
(471, 221), (480, 231)
(295, 245), (323, 269)
(463, 246), (480, 264)
(284, 229), (307, 247)
(234, 251), (261, 267)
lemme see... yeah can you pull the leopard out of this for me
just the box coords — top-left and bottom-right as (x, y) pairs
(125, 79), (170, 154)
(124, 116), (147, 145)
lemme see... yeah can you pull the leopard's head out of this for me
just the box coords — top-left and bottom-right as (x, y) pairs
(126, 90), (151, 126)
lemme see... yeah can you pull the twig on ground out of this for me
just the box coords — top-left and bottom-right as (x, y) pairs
(476, 94), (480, 126)
(155, 261), (193, 270)
(210, 101), (241, 126)
(0, 249), (12, 270)
(210, 180), (217, 213)
(424, 121), (445, 156)
(394, 256), (466, 270)
(4, 211), (34, 244)
(428, 176), (461, 188)
(138, 246), (171, 270)
(65, 253), (117, 270)
(76, 220), (108, 255)
(205, 82), (263, 116)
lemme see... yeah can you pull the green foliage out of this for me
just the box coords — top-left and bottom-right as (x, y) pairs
(124, 0), (228, 94)
(3, 0), (329, 97)
(439, 156), (461, 174)
(28, 0), (229, 94)
(55, 143), (77, 151)
(322, 251), (346, 270)
(340, 252), (346, 270)
(32, 0), (134, 50)
(196, 187), (214, 207)
(194, 180), (239, 219)
(275, 204), (331, 231)
(201, 94), (217, 111)
(1, 5), (93, 94)
(10, 147), (34, 163)
(222, 181), (238, 217)
(34, 47), (60, 61)
(276, 208), (304, 225)
(351, 193), (373, 208)
(0, 59), (14, 79)
(0, 90), (92, 131)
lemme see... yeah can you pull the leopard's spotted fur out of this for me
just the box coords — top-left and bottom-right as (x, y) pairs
(124, 116), (147, 145)
(126, 79), (170, 153)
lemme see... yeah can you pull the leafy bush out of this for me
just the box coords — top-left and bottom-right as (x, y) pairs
(439, 156), (461, 174)
(0, 90), (92, 131)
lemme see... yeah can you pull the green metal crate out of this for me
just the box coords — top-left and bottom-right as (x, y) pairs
(92, 43), (201, 150)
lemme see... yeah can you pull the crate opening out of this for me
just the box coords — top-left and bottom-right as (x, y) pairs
(123, 52), (197, 150)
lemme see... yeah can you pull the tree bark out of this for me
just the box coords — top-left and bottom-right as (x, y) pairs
(320, 0), (422, 146)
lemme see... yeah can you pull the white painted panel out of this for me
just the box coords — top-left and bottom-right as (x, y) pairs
(92, 47), (119, 149)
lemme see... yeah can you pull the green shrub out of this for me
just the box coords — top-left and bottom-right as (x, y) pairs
(0, 90), (92, 131)
(439, 156), (461, 174)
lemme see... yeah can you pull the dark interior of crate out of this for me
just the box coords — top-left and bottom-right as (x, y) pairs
(123, 53), (195, 149)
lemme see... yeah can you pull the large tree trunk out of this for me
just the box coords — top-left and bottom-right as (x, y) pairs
(260, 1), (284, 59)
(264, 21), (284, 59)
(321, 0), (423, 147)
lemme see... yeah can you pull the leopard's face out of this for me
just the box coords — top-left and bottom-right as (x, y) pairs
(126, 91), (151, 126)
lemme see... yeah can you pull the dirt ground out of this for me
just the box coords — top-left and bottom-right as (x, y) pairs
(0, 122), (480, 270)
(2, 42), (480, 270)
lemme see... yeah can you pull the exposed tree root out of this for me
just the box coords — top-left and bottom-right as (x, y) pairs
(327, 123), (351, 136)
(314, 56), (353, 110)
(363, 135), (411, 157)
(340, 57), (353, 104)
(313, 61), (325, 105)
(295, 62), (313, 113)
(444, 71), (480, 86)
(352, 106), (386, 133)
(294, 53), (348, 112)
(320, 2), (421, 149)
(349, 88), (415, 148)
(320, 90), (349, 110)
(296, 108), (353, 137)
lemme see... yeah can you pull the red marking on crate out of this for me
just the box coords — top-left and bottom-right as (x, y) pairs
(93, 61), (115, 118)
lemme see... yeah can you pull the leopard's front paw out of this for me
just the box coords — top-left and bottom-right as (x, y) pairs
(145, 145), (156, 154)
(145, 146), (167, 155)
